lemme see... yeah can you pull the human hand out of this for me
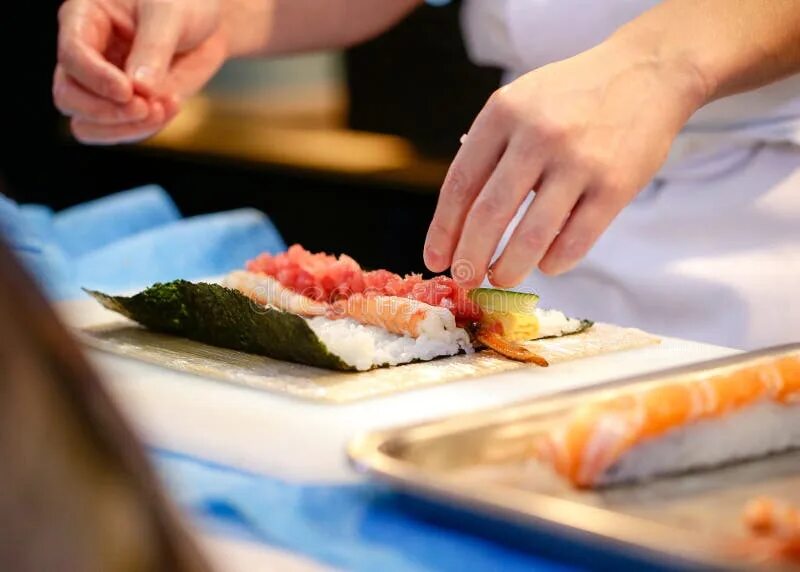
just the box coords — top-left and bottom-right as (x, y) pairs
(53, 0), (227, 144)
(424, 38), (709, 288)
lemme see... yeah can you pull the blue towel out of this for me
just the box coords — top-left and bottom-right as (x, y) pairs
(0, 195), (74, 299)
(0, 187), (583, 570)
(0, 186), (286, 299)
(155, 450), (581, 572)
(53, 185), (182, 258)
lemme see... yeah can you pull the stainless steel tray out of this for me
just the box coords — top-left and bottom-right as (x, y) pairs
(348, 344), (800, 571)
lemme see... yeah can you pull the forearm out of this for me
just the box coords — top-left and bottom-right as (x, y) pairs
(221, 0), (423, 58)
(609, 0), (800, 106)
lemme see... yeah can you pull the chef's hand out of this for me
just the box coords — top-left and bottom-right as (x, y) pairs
(424, 38), (708, 287)
(54, 0), (226, 144)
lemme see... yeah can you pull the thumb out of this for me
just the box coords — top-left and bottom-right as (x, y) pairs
(126, 0), (183, 96)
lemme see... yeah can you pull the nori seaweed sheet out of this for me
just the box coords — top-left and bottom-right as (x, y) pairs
(540, 319), (594, 340)
(85, 281), (353, 371)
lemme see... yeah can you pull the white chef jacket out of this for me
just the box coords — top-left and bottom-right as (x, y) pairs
(461, 0), (800, 349)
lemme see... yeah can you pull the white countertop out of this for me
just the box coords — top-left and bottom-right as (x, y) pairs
(57, 298), (739, 570)
(58, 298), (738, 482)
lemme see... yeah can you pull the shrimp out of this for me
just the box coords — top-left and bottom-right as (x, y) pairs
(223, 271), (328, 317)
(473, 328), (549, 367)
(330, 293), (458, 340)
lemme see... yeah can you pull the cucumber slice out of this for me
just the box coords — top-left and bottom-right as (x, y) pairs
(468, 288), (540, 314)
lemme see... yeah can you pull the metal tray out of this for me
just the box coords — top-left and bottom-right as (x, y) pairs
(348, 344), (800, 571)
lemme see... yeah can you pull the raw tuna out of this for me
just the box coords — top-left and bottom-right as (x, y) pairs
(246, 245), (482, 325)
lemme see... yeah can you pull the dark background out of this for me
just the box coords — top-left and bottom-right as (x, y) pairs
(1, 1), (500, 275)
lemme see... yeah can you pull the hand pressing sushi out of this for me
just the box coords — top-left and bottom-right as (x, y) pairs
(424, 36), (705, 287)
(425, 1), (800, 287)
(87, 245), (592, 371)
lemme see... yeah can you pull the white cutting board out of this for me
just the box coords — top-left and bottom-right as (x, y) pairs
(57, 298), (739, 484)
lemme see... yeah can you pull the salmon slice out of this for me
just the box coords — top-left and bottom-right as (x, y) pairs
(535, 355), (800, 487)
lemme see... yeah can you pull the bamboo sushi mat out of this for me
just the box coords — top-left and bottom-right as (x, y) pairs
(79, 322), (660, 403)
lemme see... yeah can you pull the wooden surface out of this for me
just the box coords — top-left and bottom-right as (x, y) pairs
(80, 320), (660, 403)
(140, 96), (450, 192)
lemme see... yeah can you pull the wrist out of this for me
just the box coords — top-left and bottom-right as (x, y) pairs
(605, 21), (715, 118)
(219, 0), (271, 58)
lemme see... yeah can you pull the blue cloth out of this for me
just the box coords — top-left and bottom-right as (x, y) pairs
(155, 450), (581, 572)
(0, 186), (580, 570)
(0, 186), (286, 300)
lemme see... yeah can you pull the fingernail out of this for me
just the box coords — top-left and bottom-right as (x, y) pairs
(129, 98), (150, 121)
(161, 93), (182, 118)
(165, 93), (181, 107)
(133, 66), (156, 90)
(487, 268), (504, 286)
(146, 101), (165, 124)
(540, 258), (567, 276)
(487, 268), (506, 288)
(424, 246), (443, 269)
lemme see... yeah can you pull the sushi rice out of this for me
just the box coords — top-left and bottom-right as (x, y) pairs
(598, 399), (800, 485)
(536, 354), (800, 487)
(535, 308), (585, 338)
(306, 316), (472, 371)
(306, 308), (580, 372)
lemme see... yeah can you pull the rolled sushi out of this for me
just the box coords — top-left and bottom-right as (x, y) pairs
(535, 354), (800, 487)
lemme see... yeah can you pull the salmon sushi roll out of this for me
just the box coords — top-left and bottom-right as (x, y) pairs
(535, 354), (800, 487)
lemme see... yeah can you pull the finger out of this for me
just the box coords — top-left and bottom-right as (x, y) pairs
(538, 190), (623, 275)
(449, 144), (545, 289)
(162, 33), (227, 99)
(57, 0), (133, 103)
(126, 0), (184, 95)
(53, 66), (149, 124)
(489, 171), (585, 287)
(424, 92), (512, 273)
(160, 93), (182, 121)
(71, 101), (166, 145)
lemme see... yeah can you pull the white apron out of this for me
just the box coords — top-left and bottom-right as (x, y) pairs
(462, 0), (800, 349)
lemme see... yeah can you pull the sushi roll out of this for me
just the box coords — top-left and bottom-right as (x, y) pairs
(87, 245), (593, 372)
(535, 354), (800, 487)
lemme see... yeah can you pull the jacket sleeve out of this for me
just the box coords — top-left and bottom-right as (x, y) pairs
(462, 0), (661, 72)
